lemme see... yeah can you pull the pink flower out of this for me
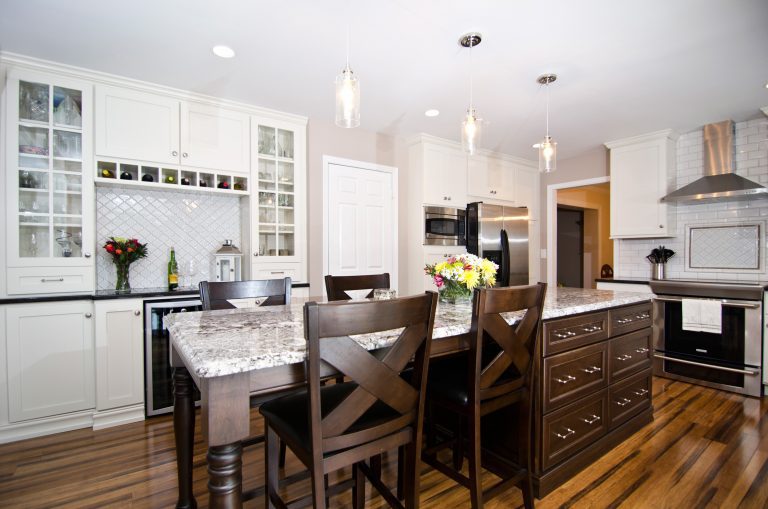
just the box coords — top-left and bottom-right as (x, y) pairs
(434, 275), (444, 288)
(447, 257), (456, 264)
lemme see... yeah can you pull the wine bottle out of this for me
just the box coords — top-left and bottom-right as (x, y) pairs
(100, 167), (115, 179)
(168, 248), (179, 290)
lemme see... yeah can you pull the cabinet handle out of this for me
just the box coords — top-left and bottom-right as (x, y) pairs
(616, 354), (633, 361)
(633, 388), (649, 397)
(617, 317), (634, 324)
(84, 252), (91, 258)
(635, 313), (649, 320)
(581, 366), (602, 374)
(84, 312), (92, 318)
(270, 271), (285, 275)
(635, 347), (649, 354)
(172, 150), (178, 156)
(41, 278), (64, 282)
(182, 152), (188, 158)
(134, 310), (141, 316)
(254, 252), (260, 257)
(615, 397), (632, 407)
(582, 414), (601, 425)
(659, 224), (664, 228)
(554, 374), (576, 384)
(555, 428), (576, 440)
(581, 325), (601, 333)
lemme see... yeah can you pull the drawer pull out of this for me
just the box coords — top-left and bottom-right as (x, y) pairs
(41, 278), (65, 282)
(554, 332), (568, 339)
(581, 414), (601, 425)
(554, 374), (576, 384)
(581, 325), (601, 333)
(270, 271), (285, 275)
(617, 317), (634, 324)
(633, 389), (649, 397)
(635, 347), (649, 354)
(615, 397), (632, 407)
(581, 366), (602, 374)
(635, 313), (650, 320)
(555, 428), (576, 440)
(616, 354), (633, 361)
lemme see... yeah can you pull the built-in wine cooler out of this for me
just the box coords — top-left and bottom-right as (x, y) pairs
(144, 298), (202, 416)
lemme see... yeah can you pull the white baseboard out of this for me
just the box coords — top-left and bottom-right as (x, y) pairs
(92, 404), (145, 430)
(0, 410), (94, 444)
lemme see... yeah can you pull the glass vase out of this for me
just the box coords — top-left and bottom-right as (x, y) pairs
(438, 282), (472, 305)
(115, 263), (131, 292)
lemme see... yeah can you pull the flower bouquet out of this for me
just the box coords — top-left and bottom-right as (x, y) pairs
(103, 237), (148, 292)
(424, 253), (498, 304)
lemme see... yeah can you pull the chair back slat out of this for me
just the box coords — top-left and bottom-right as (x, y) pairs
(304, 292), (437, 455)
(324, 273), (390, 301)
(199, 278), (291, 310)
(471, 284), (547, 397)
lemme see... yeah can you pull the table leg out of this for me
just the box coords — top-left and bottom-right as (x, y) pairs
(208, 443), (243, 509)
(174, 367), (197, 509)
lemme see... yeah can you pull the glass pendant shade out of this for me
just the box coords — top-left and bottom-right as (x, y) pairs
(462, 108), (482, 155)
(335, 65), (360, 128)
(539, 135), (557, 173)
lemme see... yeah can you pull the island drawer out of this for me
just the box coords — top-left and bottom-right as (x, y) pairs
(608, 328), (651, 382)
(543, 341), (608, 413)
(608, 302), (652, 337)
(609, 368), (651, 429)
(541, 389), (609, 471)
(542, 311), (609, 356)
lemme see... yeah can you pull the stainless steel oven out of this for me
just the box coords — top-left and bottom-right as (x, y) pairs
(651, 279), (763, 397)
(144, 298), (202, 416)
(424, 206), (466, 246)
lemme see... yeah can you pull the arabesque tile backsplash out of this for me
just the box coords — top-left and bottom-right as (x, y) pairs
(96, 187), (241, 290)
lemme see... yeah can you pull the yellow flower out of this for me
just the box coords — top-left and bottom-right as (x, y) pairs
(434, 261), (448, 273)
(460, 268), (480, 290)
(480, 259), (497, 278)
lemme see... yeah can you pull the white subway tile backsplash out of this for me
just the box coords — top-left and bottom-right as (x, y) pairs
(95, 187), (242, 290)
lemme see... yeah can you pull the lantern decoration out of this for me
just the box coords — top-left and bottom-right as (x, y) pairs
(214, 240), (242, 282)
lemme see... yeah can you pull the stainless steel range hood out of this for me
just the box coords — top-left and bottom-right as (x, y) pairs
(661, 120), (767, 203)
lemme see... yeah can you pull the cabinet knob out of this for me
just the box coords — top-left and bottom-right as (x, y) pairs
(134, 310), (141, 316)
(172, 150), (178, 156)
(254, 252), (260, 257)
(182, 152), (188, 158)
(84, 252), (91, 258)
(85, 312), (92, 318)
(659, 224), (664, 228)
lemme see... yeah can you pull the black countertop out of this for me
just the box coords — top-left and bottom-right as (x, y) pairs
(0, 282), (310, 305)
(595, 278), (650, 285)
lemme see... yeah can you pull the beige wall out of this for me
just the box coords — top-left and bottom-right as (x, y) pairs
(306, 119), (409, 295)
(539, 146), (609, 278)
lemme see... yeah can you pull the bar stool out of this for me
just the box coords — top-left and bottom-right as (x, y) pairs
(324, 273), (391, 300)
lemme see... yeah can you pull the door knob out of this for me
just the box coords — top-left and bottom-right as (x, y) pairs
(172, 150), (178, 156)
(85, 312), (92, 318)
(84, 252), (91, 258)
(134, 310), (141, 316)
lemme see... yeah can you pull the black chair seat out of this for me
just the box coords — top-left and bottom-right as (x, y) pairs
(260, 381), (402, 457)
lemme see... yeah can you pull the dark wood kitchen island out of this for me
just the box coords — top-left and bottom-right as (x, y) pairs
(166, 287), (653, 507)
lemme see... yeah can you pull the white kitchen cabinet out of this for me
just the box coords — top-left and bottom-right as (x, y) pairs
(515, 166), (539, 217)
(422, 143), (468, 207)
(467, 155), (516, 202)
(6, 300), (94, 422)
(95, 86), (250, 174)
(606, 130), (676, 238)
(5, 68), (95, 294)
(94, 299), (144, 411)
(248, 116), (307, 283)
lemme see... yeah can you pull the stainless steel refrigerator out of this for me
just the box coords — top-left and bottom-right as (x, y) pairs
(466, 202), (529, 286)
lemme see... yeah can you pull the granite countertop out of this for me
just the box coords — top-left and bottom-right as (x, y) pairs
(166, 287), (652, 379)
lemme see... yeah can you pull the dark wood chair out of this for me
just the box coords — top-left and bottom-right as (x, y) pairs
(324, 273), (391, 301)
(422, 283), (547, 509)
(260, 291), (439, 509)
(199, 277), (292, 465)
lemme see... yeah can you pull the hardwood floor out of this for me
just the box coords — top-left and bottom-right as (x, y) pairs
(0, 377), (766, 508)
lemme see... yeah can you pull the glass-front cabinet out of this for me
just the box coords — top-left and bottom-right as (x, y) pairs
(250, 117), (307, 282)
(5, 69), (94, 294)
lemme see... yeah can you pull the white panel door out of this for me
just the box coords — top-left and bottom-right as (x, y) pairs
(6, 301), (95, 422)
(181, 103), (250, 173)
(327, 163), (395, 288)
(95, 85), (180, 164)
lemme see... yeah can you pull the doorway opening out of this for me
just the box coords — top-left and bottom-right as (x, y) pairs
(557, 207), (584, 287)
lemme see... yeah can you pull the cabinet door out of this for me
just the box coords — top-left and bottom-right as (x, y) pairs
(6, 69), (95, 293)
(94, 299), (144, 411)
(180, 102), (250, 173)
(423, 145), (467, 207)
(467, 155), (491, 198)
(6, 301), (94, 422)
(95, 85), (180, 164)
(468, 156), (515, 202)
(515, 167), (539, 216)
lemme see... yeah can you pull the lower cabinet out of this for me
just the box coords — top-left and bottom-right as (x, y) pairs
(6, 301), (95, 422)
(94, 299), (144, 411)
(534, 301), (653, 496)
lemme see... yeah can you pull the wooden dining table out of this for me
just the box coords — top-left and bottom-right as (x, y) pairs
(166, 289), (650, 508)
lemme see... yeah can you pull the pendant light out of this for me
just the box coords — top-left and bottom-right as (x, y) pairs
(335, 26), (360, 128)
(460, 32), (482, 155)
(537, 73), (557, 172)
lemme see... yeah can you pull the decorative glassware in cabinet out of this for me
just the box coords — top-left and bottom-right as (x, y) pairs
(258, 125), (276, 156)
(53, 130), (82, 160)
(19, 125), (49, 157)
(277, 129), (294, 159)
(53, 87), (82, 128)
(259, 225), (277, 256)
(278, 228), (295, 256)
(277, 162), (294, 192)
(19, 81), (49, 123)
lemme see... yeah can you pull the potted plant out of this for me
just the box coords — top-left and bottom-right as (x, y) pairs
(103, 237), (148, 292)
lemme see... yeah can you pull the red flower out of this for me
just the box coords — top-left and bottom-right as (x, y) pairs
(464, 264), (472, 271)
(115, 249), (123, 255)
(105, 244), (115, 252)
(127, 247), (134, 253)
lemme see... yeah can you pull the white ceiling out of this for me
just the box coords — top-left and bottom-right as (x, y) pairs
(1, 0), (767, 161)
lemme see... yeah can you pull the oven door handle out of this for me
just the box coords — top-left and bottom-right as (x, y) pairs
(653, 296), (760, 309)
(654, 353), (759, 376)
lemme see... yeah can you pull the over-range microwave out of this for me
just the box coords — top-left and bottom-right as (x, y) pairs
(424, 206), (466, 246)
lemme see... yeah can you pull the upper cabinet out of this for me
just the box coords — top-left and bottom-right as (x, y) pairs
(606, 130), (676, 239)
(5, 68), (95, 294)
(422, 143), (468, 207)
(95, 86), (250, 173)
(467, 155), (516, 202)
(515, 166), (539, 218)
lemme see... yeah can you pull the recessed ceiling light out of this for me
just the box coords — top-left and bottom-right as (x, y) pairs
(532, 143), (541, 148)
(425, 109), (440, 117)
(212, 45), (236, 59)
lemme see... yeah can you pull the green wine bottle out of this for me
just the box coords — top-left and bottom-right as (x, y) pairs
(168, 247), (179, 290)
